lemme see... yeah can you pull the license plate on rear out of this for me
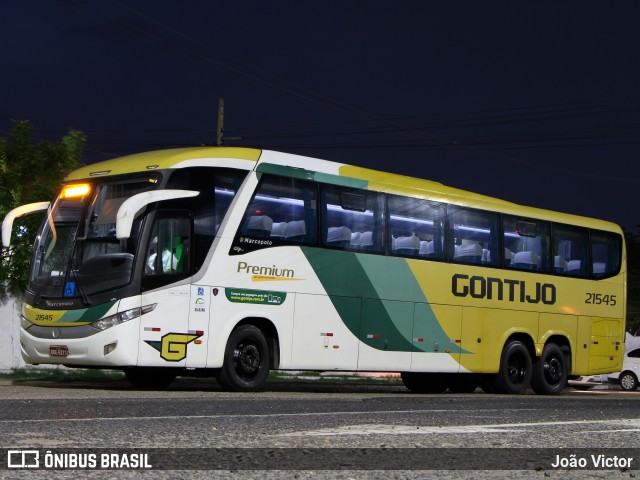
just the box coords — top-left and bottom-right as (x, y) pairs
(49, 345), (69, 357)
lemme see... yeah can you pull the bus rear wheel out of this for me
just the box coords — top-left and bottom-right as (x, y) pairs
(123, 367), (176, 389)
(531, 343), (567, 395)
(217, 325), (270, 392)
(493, 340), (532, 394)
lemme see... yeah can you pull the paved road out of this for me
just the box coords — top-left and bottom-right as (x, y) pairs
(1, 376), (639, 479)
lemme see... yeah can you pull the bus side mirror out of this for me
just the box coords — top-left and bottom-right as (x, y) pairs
(116, 190), (199, 239)
(2, 201), (51, 247)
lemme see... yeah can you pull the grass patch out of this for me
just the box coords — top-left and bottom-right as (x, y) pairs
(0, 367), (124, 381)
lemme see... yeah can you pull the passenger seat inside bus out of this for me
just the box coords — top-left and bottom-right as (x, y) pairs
(284, 220), (307, 242)
(326, 226), (351, 247)
(512, 251), (539, 271)
(419, 240), (434, 257)
(504, 248), (513, 266)
(350, 231), (361, 248)
(455, 243), (483, 263)
(270, 222), (287, 239)
(554, 255), (567, 273)
(593, 262), (606, 275)
(567, 260), (583, 276)
(359, 231), (373, 249)
(394, 235), (420, 256)
(245, 215), (273, 238)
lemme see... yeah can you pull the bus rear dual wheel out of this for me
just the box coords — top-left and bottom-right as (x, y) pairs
(494, 340), (567, 395)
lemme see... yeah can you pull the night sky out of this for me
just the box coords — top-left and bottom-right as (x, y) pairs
(4, 1), (640, 230)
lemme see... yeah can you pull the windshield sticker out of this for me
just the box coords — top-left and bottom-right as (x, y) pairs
(225, 288), (286, 306)
(63, 282), (76, 297)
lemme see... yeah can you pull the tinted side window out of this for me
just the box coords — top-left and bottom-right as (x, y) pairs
(553, 224), (589, 278)
(590, 230), (622, 279)
(504, 216), (550, 272)
(448, 207), (500, 266)
(628, 348), (640, 359)
(239, 175), (317, 245)
(321, 184), (384, 253)
(388, 195), (445, 259)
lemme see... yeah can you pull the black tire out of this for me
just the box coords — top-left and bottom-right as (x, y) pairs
(493, 340), (532, 394)
(619, 371), (638, 391)
(217, 325), (270, 392)
(448, 375), (478, 393)
(530, 343), (567, 395)
(123, 367), (176, 389)
(401, 372), (448, 393)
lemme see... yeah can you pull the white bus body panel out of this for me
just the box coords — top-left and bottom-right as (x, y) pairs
(21, 319), (140, 367)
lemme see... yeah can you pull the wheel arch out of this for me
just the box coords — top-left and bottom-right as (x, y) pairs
(233, 317), (281, 370)
(504, 332), (536, 361)
(543, 334), (572, 375)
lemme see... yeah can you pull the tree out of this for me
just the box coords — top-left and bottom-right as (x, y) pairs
(0, 121), (86, 297)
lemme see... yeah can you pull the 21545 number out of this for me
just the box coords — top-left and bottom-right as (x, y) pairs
(585, 293), (617, 306)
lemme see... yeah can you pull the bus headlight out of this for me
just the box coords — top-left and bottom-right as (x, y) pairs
(92, 307), (141, 330)
(92, 303), (158, 331)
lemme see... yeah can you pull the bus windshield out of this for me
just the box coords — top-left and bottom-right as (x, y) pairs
(29, 177), (158, 299)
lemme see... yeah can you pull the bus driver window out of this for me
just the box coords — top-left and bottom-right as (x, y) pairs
(145, 217), (190, 275)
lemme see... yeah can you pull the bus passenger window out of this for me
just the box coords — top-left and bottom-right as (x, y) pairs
(238, 175), (317, 248)
(388, 195), (445, 259)
(552, 224), (589, 278)
(503, 216), (550, 272)
(590, 230), (622, 279)
(449, 207), (500, 266)
(321, 185), (383, 253)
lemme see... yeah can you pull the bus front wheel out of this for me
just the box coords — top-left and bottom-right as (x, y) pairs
(493, 340), (532, 394)
(217, 325), (270, 392)
(530, 343), (567, 395)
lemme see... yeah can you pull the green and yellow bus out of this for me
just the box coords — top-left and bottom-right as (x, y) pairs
(2, 147), (625, 394)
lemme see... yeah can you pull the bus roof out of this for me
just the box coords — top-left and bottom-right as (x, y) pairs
(65, 146), (621, 232)
(65, 147), (262, 180)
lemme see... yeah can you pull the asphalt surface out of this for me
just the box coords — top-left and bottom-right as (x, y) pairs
(0, 376), (639, 479)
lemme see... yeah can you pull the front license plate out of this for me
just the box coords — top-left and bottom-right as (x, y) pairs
(49, 345), (69, 357)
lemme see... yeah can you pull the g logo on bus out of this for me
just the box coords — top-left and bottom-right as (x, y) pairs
(145, 332), (202, 362)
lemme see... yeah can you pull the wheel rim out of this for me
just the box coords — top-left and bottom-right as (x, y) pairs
(233, 342), (261, 379)
(621, 374), (635, 390)
(507, 352), (528, 385)
(543, 356), (563, 385)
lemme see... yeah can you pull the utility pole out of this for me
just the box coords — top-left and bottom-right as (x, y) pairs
(216, 98), (224, 146)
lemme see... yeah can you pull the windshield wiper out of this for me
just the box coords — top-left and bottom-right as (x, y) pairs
(66, 247), (92, 306)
